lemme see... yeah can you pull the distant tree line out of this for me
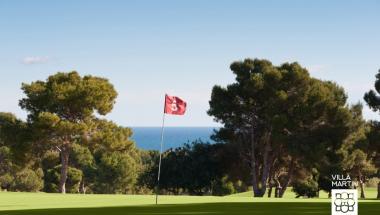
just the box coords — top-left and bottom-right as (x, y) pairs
(0, 60), (379, 199)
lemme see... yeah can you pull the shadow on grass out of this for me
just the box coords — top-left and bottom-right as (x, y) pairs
(0, 202), (379, 215)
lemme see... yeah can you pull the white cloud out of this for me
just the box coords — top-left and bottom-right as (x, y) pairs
(22, 56), (50, 65)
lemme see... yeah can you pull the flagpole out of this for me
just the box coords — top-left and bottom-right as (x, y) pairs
(156, 96), (166, 205)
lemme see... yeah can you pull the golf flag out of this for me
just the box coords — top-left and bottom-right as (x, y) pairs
(156, 94), (186, 204)
(164, 94), (187, 115)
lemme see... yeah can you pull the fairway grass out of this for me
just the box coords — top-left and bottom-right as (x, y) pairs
(0, 189), (379, 215)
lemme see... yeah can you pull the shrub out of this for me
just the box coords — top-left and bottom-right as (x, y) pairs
(43, 165), (83, 193)
(234, 180), (248, 193)
(292, 178), (319, 198)
(212, 176), (236, 196)
(14, 168), (44, 192)
(0, 173), (14, 191)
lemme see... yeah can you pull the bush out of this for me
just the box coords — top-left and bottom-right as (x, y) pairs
(234, 180), (248, 193)
(0, 173), (14, 191)
(212, 176), (236, 196)
(43, 165), (83, 193)
(292, 178), (319, 198)
(14, 168), (44, 192)
(366, 177), (379, 188)
(66, 167), (83, 193)
(93, 152), (138, 194)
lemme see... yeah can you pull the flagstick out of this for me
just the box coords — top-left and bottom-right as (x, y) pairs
(156, 106), (166, 205)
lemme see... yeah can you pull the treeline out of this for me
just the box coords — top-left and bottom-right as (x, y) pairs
(0, 59), (380, 199)
(207, 59), (380, 199)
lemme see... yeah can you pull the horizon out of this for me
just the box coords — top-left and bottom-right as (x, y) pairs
(1, 0), (380, 126)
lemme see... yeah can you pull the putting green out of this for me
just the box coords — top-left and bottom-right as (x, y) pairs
(0, 189), (378, 215)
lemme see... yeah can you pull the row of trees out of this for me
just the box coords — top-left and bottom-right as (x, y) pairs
(207, 59), (380, 198)
(0, 60), (379, 199)
(138, 141), (247, 196)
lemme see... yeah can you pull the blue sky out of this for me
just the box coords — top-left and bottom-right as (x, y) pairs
(0, 0), (379, 126)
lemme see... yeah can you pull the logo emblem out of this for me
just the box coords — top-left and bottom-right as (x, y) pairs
(331, 189), (358, 215)
(171, 99), (178, 111)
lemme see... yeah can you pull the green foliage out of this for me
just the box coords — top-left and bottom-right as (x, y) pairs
(19, 71), (117, 120)
(18, 71), (123, 193)
(0, 66), (378, 198)
(211, 176), (236, 196)
(364, 70), (380, 198)
(0, 146), (14, 176)
(94, 151), (138, 194)
(0, 173), (14, 190)
(208, 58), (355, 197)
(136, 150), (159, 193)
(0, 141), (43, 192)
(0, 113), (32, 163)
(89, 119), (135, 152)
(66, 167), (83, 193)
(141, 141), (224, 195)
(233, 180), (248, 193)
(44, 165), (83, 193)
(13, 168), (44, 192)
(292, 179), (319, 198)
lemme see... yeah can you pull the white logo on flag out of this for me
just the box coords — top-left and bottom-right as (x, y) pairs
(171, 99), (178, 111)
(331, 189), (358, 215)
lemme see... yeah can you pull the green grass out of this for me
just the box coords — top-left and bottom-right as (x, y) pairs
(0, 188), (379, 215)
(228, 187), (379, 199)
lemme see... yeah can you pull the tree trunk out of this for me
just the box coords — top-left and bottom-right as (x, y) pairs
(279, 185), (288, 198)
(275, 178), (281, 198)
(359, 178), (365, 199)
(250, 127), (261, 197)
(259, 133), (272, 196)
(377, 182), (380, 199)
(79, 179), (86, 194)
(267, 186), (273, 198)
(275, 187), (280, 198)
(59, 147), (69, 194)
(279, 158), (295, 198)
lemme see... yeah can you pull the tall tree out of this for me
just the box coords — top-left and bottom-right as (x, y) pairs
(19, 71), (117, 193)
(364, 69), (380, 199)
(340, 104), (376, 199)
(367, 121), (380, 199)
(208, 59), (352, 197)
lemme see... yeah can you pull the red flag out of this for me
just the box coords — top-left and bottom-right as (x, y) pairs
(164, 94), (187, 115)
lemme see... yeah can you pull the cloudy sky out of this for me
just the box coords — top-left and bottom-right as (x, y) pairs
(0, 0), (380, 126)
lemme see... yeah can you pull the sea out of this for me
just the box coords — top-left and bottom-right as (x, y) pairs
(131, 127), (218, 150)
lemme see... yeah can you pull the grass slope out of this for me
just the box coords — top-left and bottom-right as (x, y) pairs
(0, 188), (379, 215)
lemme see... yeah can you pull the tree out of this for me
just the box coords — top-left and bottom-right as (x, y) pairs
(339, 104), (376, 199)
(208, 59), (353, 197)
(292, 173), (319, 198)
(139, 141), (225, 195)
(0, 112), (32, 163)
(364, 70), (380, 199)
(13, 168), (44, 192)
(70, 143), (95, 193)
(367, 122), (380, 199)
(0, 146), (15, 190)
(19, 71), (117, 193)
(0, 113), (44, 192)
